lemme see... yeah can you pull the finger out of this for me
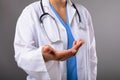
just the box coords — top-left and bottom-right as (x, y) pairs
(42, 46), (48, 53)
(42, 45), (57, 62)
(72, 39), (83, 47)
(42, 45), (51, 53)
(56, 49), (72, 57)
(55, 49), (76, 61)
(72, 39), (84, 50)
(73, 41), (77, 46)
(57, 40), (84, 61)
(42, 45), (56, 54)
(78, 39), (84, 45)
(58, 50), (77, 61)
(62, 40), (84, 60)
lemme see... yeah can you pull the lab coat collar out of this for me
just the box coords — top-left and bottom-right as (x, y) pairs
(41, 0), (49, 7)
(41, 0), (56, 20)
(67, 0), (76, 25)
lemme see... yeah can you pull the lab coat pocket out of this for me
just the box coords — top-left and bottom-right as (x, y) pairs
(42, 16), (61, 44)
(73, 22), (87, 41)
(78, 22), (86, 31)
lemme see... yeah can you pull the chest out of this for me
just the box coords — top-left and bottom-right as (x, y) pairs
(35, 16), (87, 49)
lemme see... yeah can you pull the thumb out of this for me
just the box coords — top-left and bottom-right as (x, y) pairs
(42, 45), (53, 53)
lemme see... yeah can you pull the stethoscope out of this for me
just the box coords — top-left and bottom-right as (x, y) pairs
(39, 0), (81, 43)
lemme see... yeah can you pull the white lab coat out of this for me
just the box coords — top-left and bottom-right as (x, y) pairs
(14, 0), (97, 80)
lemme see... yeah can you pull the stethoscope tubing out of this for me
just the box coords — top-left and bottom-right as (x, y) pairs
(40, 0), (81, 23)
(39, 0), (81, 43)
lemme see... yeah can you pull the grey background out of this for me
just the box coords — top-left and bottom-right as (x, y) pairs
(0, 0), (120, 80)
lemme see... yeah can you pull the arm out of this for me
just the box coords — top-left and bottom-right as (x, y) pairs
(14, 6), (50, 79)
(86, 8), (97, 80)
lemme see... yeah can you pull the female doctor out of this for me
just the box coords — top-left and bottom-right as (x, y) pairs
(14, 0), (97, 80)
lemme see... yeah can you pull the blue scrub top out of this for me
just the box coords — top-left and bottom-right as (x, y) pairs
(50, 4), (78, 80)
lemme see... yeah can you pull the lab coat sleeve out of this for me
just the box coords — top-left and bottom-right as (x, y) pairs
(85, 8), (98, 80)
(14, 6), (50, 80)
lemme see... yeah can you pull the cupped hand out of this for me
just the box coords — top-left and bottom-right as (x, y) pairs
(42, 39), (84, 62)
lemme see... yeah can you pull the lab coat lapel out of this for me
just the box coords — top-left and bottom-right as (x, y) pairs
(42, 0), (56, 17)
(67, 1), (76, 25)
(42, 0), (76, 26)
(67, 1), (87, 31)
(41, 0), (61, 43)
(42, 0), (49, 7)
